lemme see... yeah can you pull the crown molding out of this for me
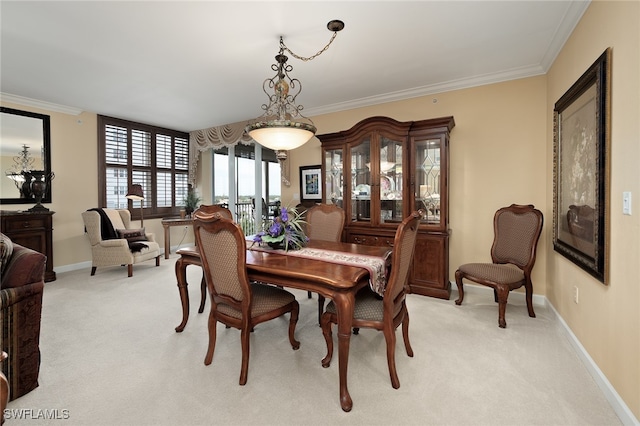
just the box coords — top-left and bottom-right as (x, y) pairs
(540, 1), (591, 71)
(305, 64), (546, 118)
(0, 93), (83, 115)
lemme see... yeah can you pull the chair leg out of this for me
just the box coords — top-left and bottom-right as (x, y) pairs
(496, 285), (509, 328)
(383, 324), (400, 389)
(239, 323), (251, 385)
(307, 291), (312, 299)
(454, 269), (464, 305)
(525, 280), (536, 318)
(320, 313), (334, 368)
(127, 264), (133, 277)
(204, 311), (217, 366)
(155, 255), (160, 266)
(317, 295), (325, 325)
(288, 302), (301, 350)
(198, 276), (206, 314)
(401, 307), (413, 357)
(90, 266), (97, 276)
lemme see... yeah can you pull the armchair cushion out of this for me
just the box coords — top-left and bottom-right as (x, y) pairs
(117, 228), (148, 243)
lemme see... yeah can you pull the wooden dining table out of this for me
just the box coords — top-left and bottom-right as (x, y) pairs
(173, 239), (392, 412)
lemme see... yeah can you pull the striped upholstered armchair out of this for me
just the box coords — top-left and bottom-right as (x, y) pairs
(0, 233), (46, 401)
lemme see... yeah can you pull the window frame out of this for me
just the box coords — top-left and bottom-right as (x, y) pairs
(98, 115), (189, 220)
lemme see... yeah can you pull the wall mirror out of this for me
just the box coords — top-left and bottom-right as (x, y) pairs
(0, 107), (52, 205)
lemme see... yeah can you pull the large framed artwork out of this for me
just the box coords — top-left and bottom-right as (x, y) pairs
(300, 165), (322, 202)
(553, 48), (611, 284)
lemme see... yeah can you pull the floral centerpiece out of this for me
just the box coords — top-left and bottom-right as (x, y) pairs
(253, 206), (308, 251)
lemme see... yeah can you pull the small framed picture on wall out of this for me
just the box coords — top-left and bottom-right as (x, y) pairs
(300, 165), (322, 202)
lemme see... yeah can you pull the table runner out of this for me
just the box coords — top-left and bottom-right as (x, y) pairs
(249, 245), (390, 296)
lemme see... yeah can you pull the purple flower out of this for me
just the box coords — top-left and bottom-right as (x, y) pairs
(280, 208), (289, 222)
(269, 221), (283, 236)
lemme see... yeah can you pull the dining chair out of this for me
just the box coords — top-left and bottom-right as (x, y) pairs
(191, 205), (234, 313)
(195, 204), (233, 220)
(304, 203), (346, 323)
(320, 210), (422, 389)
(454, 204), (543, 328)
(193, 212), (300, 385)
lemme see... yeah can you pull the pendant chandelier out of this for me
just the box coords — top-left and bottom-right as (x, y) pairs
(246, 20), (344, 153)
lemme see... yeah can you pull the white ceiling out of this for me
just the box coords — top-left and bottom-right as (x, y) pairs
(1, 1), (589, 133)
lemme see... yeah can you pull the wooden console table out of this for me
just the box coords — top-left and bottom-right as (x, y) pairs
(161, 217), (193, 259)
(0, 210), (56, 282)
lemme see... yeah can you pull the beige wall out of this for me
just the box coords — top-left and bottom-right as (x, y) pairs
(545, 0), (640, 418)
(1, 0), (637, 418)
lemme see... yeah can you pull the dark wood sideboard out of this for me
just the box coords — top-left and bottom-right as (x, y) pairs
(1, 210), (56, 282)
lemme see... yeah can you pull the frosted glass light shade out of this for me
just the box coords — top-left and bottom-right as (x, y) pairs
(246, 120), (316, 151)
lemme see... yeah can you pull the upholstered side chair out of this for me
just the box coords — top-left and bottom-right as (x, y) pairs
(304, 203), (346, 323)
(191, 205), (234, 313)
(193, 212), (300, 385)
(82, 208), (160, 277)
(320, 211), (422, 389)
(454, 204), (543, 328)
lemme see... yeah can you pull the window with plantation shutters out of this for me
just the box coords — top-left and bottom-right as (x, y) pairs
(98, 115), (190, 219)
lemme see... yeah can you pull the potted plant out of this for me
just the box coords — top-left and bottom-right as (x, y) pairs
(183, 187), (201, 217)
(252, 206), (308, 251)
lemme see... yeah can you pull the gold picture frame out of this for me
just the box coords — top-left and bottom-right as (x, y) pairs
(553, 48), (611, 284)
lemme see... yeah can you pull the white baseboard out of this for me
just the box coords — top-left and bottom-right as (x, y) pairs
(450, 282), (637, 425)
(54, 260), (92, 274)
(547, 302), (639, 426)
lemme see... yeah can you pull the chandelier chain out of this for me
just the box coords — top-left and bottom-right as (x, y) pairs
(280, 31), (339, 62)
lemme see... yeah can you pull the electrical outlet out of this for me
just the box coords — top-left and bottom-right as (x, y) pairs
(573, 286), (579, 304)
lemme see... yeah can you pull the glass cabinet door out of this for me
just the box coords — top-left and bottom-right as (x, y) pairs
(324, 148), (343, 207)
(415, 138), (442, 225)
(350, 138), (371, 223)
(379, 136), (403, 223)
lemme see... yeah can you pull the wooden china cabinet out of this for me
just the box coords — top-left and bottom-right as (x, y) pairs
(318, 116), (455, 299)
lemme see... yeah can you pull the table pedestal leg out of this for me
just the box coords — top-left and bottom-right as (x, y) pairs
(334, 293), (355, 412)
(174, 257), (190, 332)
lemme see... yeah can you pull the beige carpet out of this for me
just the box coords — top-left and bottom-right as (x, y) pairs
(7, 255), (622, 425)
